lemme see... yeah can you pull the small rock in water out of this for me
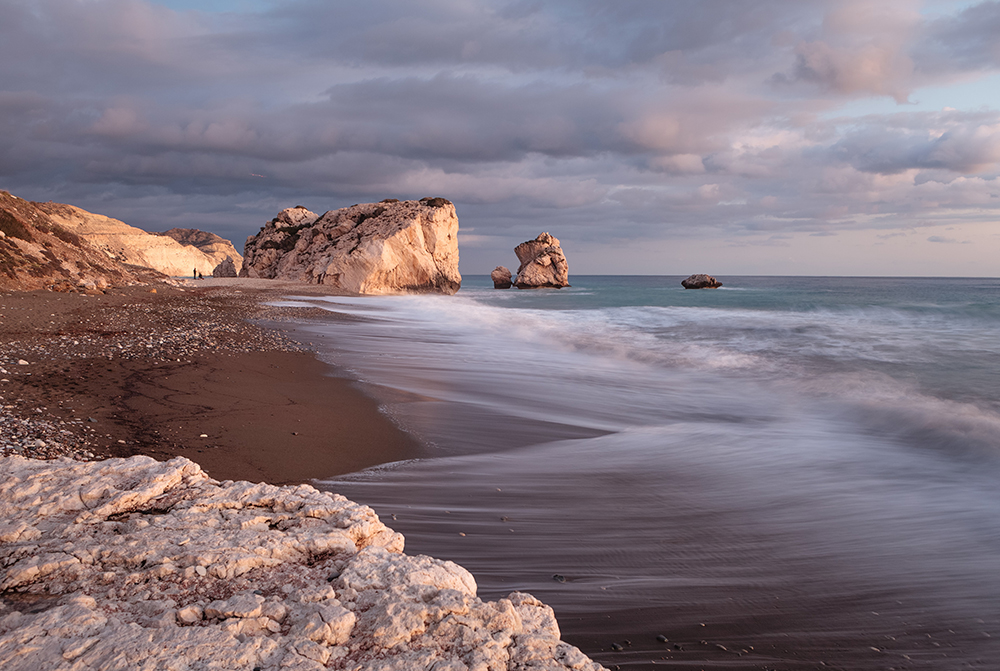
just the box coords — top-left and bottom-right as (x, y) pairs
(552, 574), (567, 583)
(610, 643), (624, 652)
(656, 634), (669, 642)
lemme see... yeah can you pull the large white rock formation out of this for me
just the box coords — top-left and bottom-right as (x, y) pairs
(240, 199), (461, 295)
(36, 202), (235, 278)
(0, 456), (602, 671)
(514, 233), (569, 289)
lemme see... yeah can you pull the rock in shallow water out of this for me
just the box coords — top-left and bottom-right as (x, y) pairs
(0, 455), (604, 671)
(514, 233), (569, 289)
(492, 266), (513, 289)
(681, 273), (722, 289)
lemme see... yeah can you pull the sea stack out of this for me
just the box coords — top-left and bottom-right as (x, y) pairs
(513, 233), (569, 289)
(241, 198), (461, 295)
(491, 266), (512, 289)
(681, 273), (723, 289)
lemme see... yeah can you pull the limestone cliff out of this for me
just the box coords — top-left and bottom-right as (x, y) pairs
(241, 198), (461, 295)
(155, 228), (243, 275)
(0, 190), (161, 291)
(35, 202), (234, 278)
(0, 455), (604, 671)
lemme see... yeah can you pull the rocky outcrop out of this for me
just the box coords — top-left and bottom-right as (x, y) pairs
(514, 233), (569, 289)
(0, 190), (162, 291)
(212, 257), (238, 278)
(35, 202), (236, 278)
(681, 274), (722, 289)
(241, 199), (461, 295)
(156, 228), (243, 275)
(491, 266), (513, 289)
(0, 456), (603, 671)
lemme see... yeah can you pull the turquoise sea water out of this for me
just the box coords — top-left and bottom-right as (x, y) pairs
(278, 276), (1000, 670)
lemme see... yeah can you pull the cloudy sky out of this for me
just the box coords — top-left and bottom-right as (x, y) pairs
(2, 0), (1000, 275)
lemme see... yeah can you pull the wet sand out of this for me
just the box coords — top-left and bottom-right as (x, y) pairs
(0, 281), (422, 484)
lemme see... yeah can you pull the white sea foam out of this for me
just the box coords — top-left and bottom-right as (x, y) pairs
(294, 277), (1000, 668)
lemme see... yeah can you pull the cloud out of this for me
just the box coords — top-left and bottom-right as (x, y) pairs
(918, 1), (1000, 73)
(772, 0), (921, 102)
(829, 111), (1000, 174)
(2, 0), (1000, 274)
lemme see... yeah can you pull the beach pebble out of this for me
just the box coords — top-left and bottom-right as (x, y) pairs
(176, 605), (203, 624)
(552, 574), (567, 583)
(610, 643), (624, 651)
(17, 360), (28, 366)
(656, 634), (668, 642)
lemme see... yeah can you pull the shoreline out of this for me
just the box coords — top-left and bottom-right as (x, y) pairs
(0, 279), (423, 484)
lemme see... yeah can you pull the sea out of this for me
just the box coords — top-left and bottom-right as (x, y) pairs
(275, 275), (1000, 670)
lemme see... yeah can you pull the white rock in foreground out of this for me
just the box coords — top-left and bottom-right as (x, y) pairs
(0, 456), (603, 671)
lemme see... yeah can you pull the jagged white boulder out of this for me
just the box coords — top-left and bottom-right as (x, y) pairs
(240, 198), (461, 295)
(514, 233), (569, 289)
(0, 456), (604, 671)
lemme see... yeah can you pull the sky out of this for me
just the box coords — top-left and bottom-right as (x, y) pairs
(2, 0), (1000, 276)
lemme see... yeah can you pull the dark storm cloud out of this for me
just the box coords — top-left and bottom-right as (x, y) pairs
(2, 0), (1000, 274)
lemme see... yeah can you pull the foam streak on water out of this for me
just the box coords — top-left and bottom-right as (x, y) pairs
(279, 276), (1000, 669)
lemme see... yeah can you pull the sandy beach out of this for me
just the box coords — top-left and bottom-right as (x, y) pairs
(0, 279), (423, 484)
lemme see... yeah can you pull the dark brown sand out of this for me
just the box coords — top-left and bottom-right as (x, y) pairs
(0, 281), (422, 484)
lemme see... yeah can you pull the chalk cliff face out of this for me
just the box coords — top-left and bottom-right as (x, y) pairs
(35, 202), (234, 278)
(0, 190), (161, 291)
(156, 228), (243, 275)
(0, 455), (603, 671)
(241, 198), (461, 295)
(514, 233), (569, 289)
